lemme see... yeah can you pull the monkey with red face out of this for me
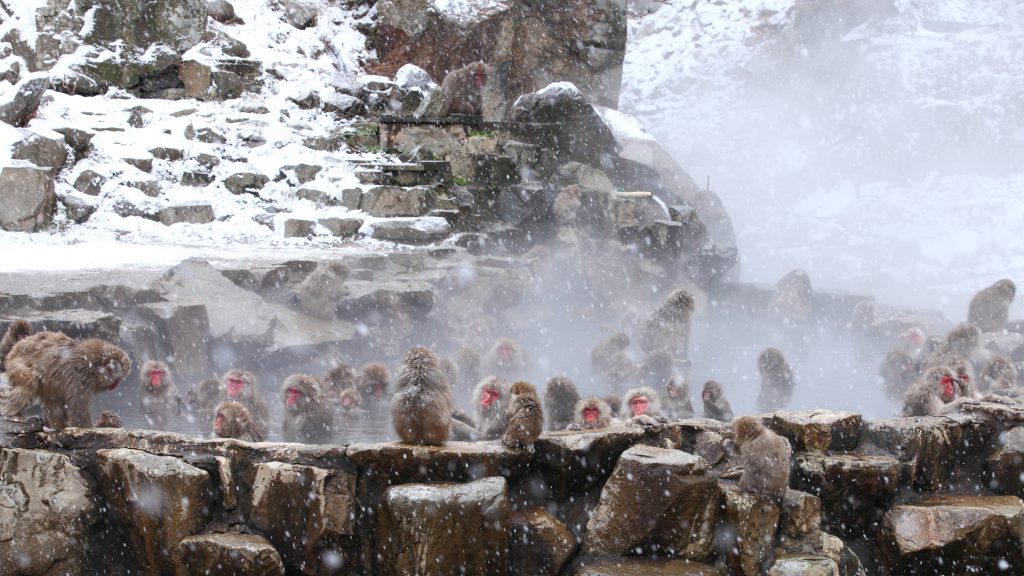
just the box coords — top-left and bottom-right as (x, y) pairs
(482, 338), (529, 381)
(902, 366), (976, 417)
(621, 386), (669, 429)
(222, 368), (269, 438)
(569, 397), (616, 430)
(473, 376), (510, 440)
(139, 360), (183, 428)
(282, 374), (335, 444)
(213, 401), (264, 442)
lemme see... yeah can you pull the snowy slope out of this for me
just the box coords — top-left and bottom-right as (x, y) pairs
(623, 0), (1024, 319)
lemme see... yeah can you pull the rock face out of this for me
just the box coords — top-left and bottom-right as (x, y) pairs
(568, 556), (725, 575)
(0, 448), (100, 575)
(0, 73), (51, 127)
(510, 507), (578, 576)
(377, 477), (510, 575)
(987, 425), (1024, 497)
(867, 414), (992, 490)
(793, 453), (901, 538)
(717, 484), (781, 576)
(769, 410), (862, 452)
(0, 163), (57, 232)
(175, 533), (285, 576)
(95, 448), (213, 574)
(584, 444), (719, 559)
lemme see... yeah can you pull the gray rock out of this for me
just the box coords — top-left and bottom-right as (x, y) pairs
(63, 195), (97, 223)
(127, 105), (152, 127)
(988, 426), (1024, 498)
(780, 489), (822, 542)
(181, 171), (214, 187)
(150, 146), (184, 161)
(205, 0), (240, 23)
(195, 153), (220, 168)
(0, 163), (57, 232)
(288, 89), (321, 109)
(194, 127), (226, 143)
(73, 169), (106, 195)
(867, 414), (992, 490)
(361, 185), (432, 217)
(199, 29), (250, 58)
(296, 187), (333, 205)
(0, 448), (99, 574)
(278, 0), (317, 29)
(225, 172), (269, 195)
(126, 179), (162, 197)
(53, 127), (95, 161)
(78, 0), (207, 54)
(158, 203), (215, 226)
(718, 483), (780, 576)
(136, 302), (212, 383)
(283, 218), (315, 238)
(793, 453), (900, 538)
(510, 507), (577, 576)
(769, 410), (862, 452)
(394, 63), (436, 92)
(11, 130), (69, 174)
(340, 187), (362, 209)
(319, 217), (363, 237)
(175, 534), (284, 576)
(0, 73), (50, 127)
(366, 217), (451, 244)
(510, 82), (617, 164)
(767, 556), (840, 576)
(378, 477), (509, 576)
(112, 198), (159, 220)
(123, 156), (153, 173)
(179, 58), (262, 100)
(279, 163), (322, 184)
(322, 93), (365, 117)
(496, 183), (547, 226)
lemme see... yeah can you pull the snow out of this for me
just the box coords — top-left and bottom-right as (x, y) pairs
(431, 0), (508, 26)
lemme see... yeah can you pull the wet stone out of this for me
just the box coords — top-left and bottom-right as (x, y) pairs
(73, 168), (106, 195)
(568, 556), (725, 576)
(768, 410), (862, 452)
(717, 483), (780, 576)
(793, 453), (900, 538)
(510, 507), (578, 576)
(174, 533), (285, 576)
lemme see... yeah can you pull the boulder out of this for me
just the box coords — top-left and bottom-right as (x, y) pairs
(878, 495), (1024, 574)
(717, 483), (781, 576)
(278, 163), (322, 184)
(250, 461), (357, 571)
(510, 82), (617, 165)
(394, 63), (436, 93)
(127, 106), (152, 127)
(17, 309), (122, 343)
(205, 0), (240, 23)
(158, 203), (215, 226)
(364, 217), (451, 244)
(95, 448), (213, 574)
(11, 130), (69, 174)
(584, 444), (719, 559)
(793, 453), (900, 538)
(136, 302), (213, 383)
(150, 146), (184, 161)
(64, 195), (97, 223)
(510, 507), (578, 576)
(361, 185), (432, 217)
(73, 169), (106, 195)
(768, 410), (862, 452)
(319, 217), (363, 237)
(124, 156), (153, 173)
(987, 425), (1024, 497)
(867, 414), (992, 490)
(179, 58), (262, 100)
(278, 0), (317, 29)
(296, 187), (334, 205)
(53, 127), (95, 161)
(767, 556), (840, 575)
(0, 163), (57, 232)
(225, 172), (269, 195)
(283, 218), (316, 238)
(779, 489), (822, 542)
(0, 448), (100, 575)
(322, 93), (365, 117)
(568, 556), (725, 576)
(347, 441), (530, 484)
(377, 477), (510, 576)
(0, 73), (50, 127)
(78, 0), (207, 53)
(175, 533), (285, 576)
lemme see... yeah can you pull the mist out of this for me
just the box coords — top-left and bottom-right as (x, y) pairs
(622, 0), (1024, 320)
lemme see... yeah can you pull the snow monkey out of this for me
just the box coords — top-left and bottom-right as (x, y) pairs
(591, 332), (636, 391)
(187, 378), (224, 427)
(391, 347), (453, 446)
(981, 355), (1018, 393)
(473, 375), (511, 440)
(552, 184), (582, 226)
(503, 381), (543, 451)
(757, 347), (794, 411)
(968, 279), (1015, 332)
(571, 397), (615, 430)
(638, 289), (696, 361)
(138, 360), (183, 427)
(222, 368), (269, 437)
(356, 362), (391, 402)
(452, 346), (481, 393)
(428, 61), (492, 117)
(664, 376), (695, 420)
(1, 332), (130, 430)
(481, 338), (529, 381)
(544, 376), (579, 431)
(322, 362), (356, 408)
(0, 319), (32, 371)
(214, 401), (264, 442)
(902, 366), (975, 417)
(281, 374), (335, 444)
(292, 260), (349, 320)
(702, 380), (734, 422)
(95, 410), (123, 428)
(770, 269), (814, 324)
(733, 416), (793, 500)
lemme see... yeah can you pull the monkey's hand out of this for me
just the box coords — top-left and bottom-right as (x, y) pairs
(566, 423), (583, 431)
(630, 415), (664, 432)
(720, 466), (743, 480)
(976, 393), (1020, 406)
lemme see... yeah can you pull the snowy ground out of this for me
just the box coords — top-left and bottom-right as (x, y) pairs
(623, 0), (1024, 320)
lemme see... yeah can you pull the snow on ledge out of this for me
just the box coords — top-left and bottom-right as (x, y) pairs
(432, 0), (509, 26)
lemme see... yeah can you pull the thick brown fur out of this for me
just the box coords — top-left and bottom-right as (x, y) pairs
(439, 357), (459, 392)
(664, 376), (695, 420)
(473, 375), (510, 440)
(637, 289), (695, 359)
(902, 366), (972, 417)
(139, 360), (182, 427)
(591, 332), (636, 391)
(946, 323), (981, 360)
(572, 396), (614, 430)
(733, 416), (792, 499)
(481, 338), (529, 380)
(620, 386), (663, 419)
(427, 61), (493, 117)
(503, 381), (543, 450)
(391, 347), (453, 446)
(603, 394), (622, 415)
(702, 380), (734, 422)
(323, 363), (356, 401)
(968, 279), (1016, 332)
(756, 347), (794, 411)
(947, 357), (977, 398)
(770, 269), (814, 323)
(357, 362), (391, 401)
(552, 184), (582, 226)
(1, 332), (130, 429)
(635, 351), (673, 390)
(879, 349), (920, 398)
(0, 319), (32, 371)
(214, 401), (264, 442)
(982, 356), (1019, 392)
(293, 261), (349, 320)
(187, 378), (224, 427)
(452, 347), (481, 392)
(544, 376), (579, 431)
(282, 374), (335, 444)
(95, 410), (122, 428)
(222, 368), (269, 437)
(339, 386), (362, 412)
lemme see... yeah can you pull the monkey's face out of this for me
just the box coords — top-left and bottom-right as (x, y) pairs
(480, 387), (502, 411)
(497, 344), (515, 362)
(341, 392), (358, 410)
(473, 68), (486, 88)
(148, 368), (165, 390)
(286, 387), (303, 410)
(582, 405), (600, 425)
(98, 355), (130, 392)
(667, 382), (679, 398)
(227, 376), (246, 398)
(214, 412), (225, 434)
(630, 396), (650, 416)
(939, 375), (956, 402)
(702, 387), (716, 402)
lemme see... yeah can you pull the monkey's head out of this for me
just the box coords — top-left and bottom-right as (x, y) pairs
(575, 397), (611, 428)
(947, 323), (980, 357)
(7, 319), (32, 340)
(95, 410), (122, 428)
(994, 279), (1016, 299)
(946, 358), (973, 394)
(639, 351), (672, 383)
(224, 369), (254, 399)
(603, 394), (622, 415)
(359, 363), (391, 398)
(662, 289), (696, 318)
(476, 376), (507, 411)
(666, 377), (688, 398)
(779, 269), (812, 295)
(340, 387), (361, 411)
(141, 360), (171, 393)
(850, 300), (877, 329)
(510, 381), (537, 397)
(608, 332), (630, 349)
(758, 348), (787, 374)
(472, 62), (487, 87)
(324, 363), (355, 391)
(454, 347), (480, 370)
(214, 401), (249, 437)
(702, 380), (723, 402)
(493, 339), (520, 363)
(403, 346), (439, 370)
(901, 327), (926, 348)
(324, 261), (349, 279)
(282, 374), (319, 412)
(925, 367), (957, 402)
(733, 416), (765, 448)
(984, 357), (1016, 390)
(885, 350), (917, 376)
(621, 386), (660, 418)
(80, 339), (131, 392)
(546, 376), (578, 401)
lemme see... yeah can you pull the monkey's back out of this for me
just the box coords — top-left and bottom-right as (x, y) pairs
(392, 372), (453, 446)
(738, 432), (792, 498)
(504, 395), (543, 447)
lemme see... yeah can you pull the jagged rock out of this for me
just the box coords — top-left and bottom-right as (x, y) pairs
(0, 163), (57, 232)
(194, 126), (227, 143)
(13, 309), (121, 342)
(73, 169), (106, 195)
(322, 93), (365, 117)
(0, 448), (100, 575)
(181, 170), (214, 186)
(79, 0), (207, 53)
(867, 413), (992, 490)
(250, 462), (357, 571)
(361, 185), (432, 217)
(793, 453), (900, 538)
(768, 410), (862, 452)
(510, 82), (617, 164)
(584, 444), (719, 559)
(767, 555), (840, 575)
(335, 278), (435, 323)
(987, 425), (1024, 497)
(206, 0), (240, 23)
(0, 73), (50, 127)
(510, 507), (578, 576)
(63, 195), (97, 223)
(53, 127), (95, 161)
(877, 495), (1024, 574)
(175, 533), (285, 576)
(158, 203), (215, 225)
(113, 198), (159, 220)
(127, 106), (152, 127)
(288, 89), (321, 109)
(225, 172), (269, 195)
(319, 216), (363, 237)
(296, 187), (334, 205)
(347, 441), (530, 484)
(179, 58), (262, 100)
(365, 217), (451, 244)
(283, 218), (315, 238)
(196, 153), (220, 168)
(124, 156), (153, 173)
(278, 163), (322, 184)
(568, 556), (725, 575)
(150, 146), (184, 161)
(95, 448), (213, 575)
(11, 130), (69, 174)
(278, 0), (317, 29)
(198, 29), (250, 58)
(780, 489), (822, 542)
(818, 533), (867, 576)
(377, 477), (510, 575)
(126, 179), (161, 197)
(717, 483), (781, 576)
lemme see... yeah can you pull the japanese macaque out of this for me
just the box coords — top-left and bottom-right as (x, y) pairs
(322, 363), (356, 406)
(473, 375), (510, 440)
(702, 380), (734, 422)
(733, 416), (792, 500)
(925, 323), (986, 374)
(664, 376), (695, 420)
(770, 269), (814, 324)
(0, 319), (32, 371)
(947, 357), (977, 398)
(391, 347), (453, 446)
(222, 369), (269, 437)
(850, 300), (877, 334)
(356, 362), (391, 402)
(186, 378), (224, 426)
(503, 381), (543, 451)
(637, 289), (696, 360)
(213, 401), (264, 442)
(968, 279), (1016, 332)
(138, 360), (183, 427)
(427, 61), (492, 117)
(544, 376), (579, 431)
(452, 347), (481, 392)
(571, 396), (614, 430)
(603, 394), (622, 416)
(339, 386), (362, 413)
(281, 374), (335, 444)
(591, 332), (636, 391)
(879, 350), (920, 398)
(756, 347), (794, 411)
(95, 410), (123, 428)
(981, 356), (1019, 392)
(894, 327), (928, 361)
(439, 357), (459, 391)
(1, 332), (130, 430)
(292, 261), (348, 320)
(635, 351), (674, 390)
(552, 184), (582, 226)
(902, 366), (975, 417)
(481, 338), (529, 380)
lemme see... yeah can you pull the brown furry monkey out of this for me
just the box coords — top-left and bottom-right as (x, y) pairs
(982, 355), (1019, 392)
(322, 362), (356, 406)
(756, 347), (794, 411)
(186, 378), (224, 427)
(702, 380), (734, 422)
(503, 381), (543, 451)
(544, 376), (579, 431)
(968, 279), (1015, 332)
(0, 319), (32, 371)
(591, 332), (636, 391)
(223, 368), (269, 437)
(481, 338), (529, 381)
(473, 375), (510, 440)
(282, 374), (335, 444)
(570, 397), (615, 430)
(902, 366), (975, 417)
(733, 416), (792, 499)
(356, 362), (391, 402)
(603, 394), (623, 416)
(214, 401), (264, 442)
(879, 349), (920, 398)
(427, 61), (492, 117)
(638, 289), (696, 359)
(770, 269), (814, 324)
(139, 360), (183, 428)
(339, 386), (362, 414)
(664, 376), (695, 420)
(95, 410), (123, 428)
(2, 332), (130, 429)
(292, 261), (349, 320)
(391, 347), (453, 446)
(452, 346), (481, 392)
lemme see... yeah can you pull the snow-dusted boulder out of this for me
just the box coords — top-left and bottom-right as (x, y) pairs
(0, 162), (57, 232)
